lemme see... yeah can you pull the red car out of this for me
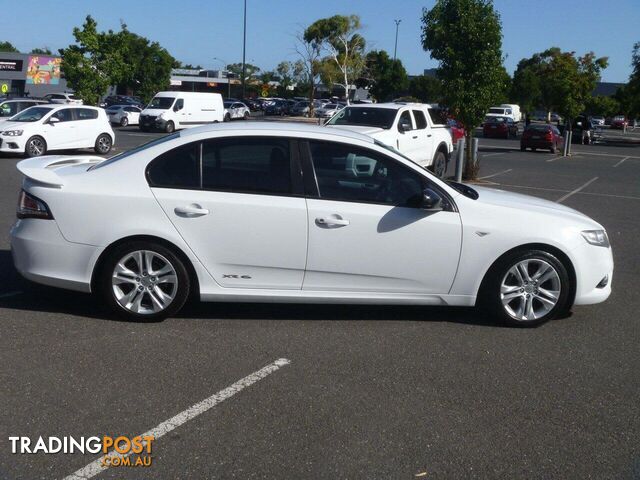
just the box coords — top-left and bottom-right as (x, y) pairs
(483, 116), (518, 139)
(610, 116), (628, 129)
(447, 118), (465, 143)
(520, 124), (564, 153)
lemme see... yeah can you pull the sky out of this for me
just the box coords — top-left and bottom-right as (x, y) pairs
(3, 0), (639, 83)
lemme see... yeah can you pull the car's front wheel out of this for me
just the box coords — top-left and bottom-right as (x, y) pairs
(25, 136), (47, 157)
(99, 242), (191, 321)
(481, 249), (571, 327)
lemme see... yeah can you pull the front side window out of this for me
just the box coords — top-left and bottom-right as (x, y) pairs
(397, 111), (413, 132)
(146, 142), (200, 189)
(75, 108), (98, 120)
(202, 137), (291, 195)
(51, 109), (73, 122)
(309, 141), (425, 207)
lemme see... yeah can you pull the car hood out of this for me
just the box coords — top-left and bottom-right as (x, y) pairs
(140, 109), (167, 116)
(325, 125), (386, 136)
(471, 185), (602, 228)
(0, 120), (35, 131)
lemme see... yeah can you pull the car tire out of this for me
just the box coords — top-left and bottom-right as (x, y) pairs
(224, 113), (231, 122)
(243, 111), (249, 120)
(520, 144), (526, 151)
(430, 151), (447, 178)
(165, 121), (175, 134)
(120, 116), (129, 127)
(98, 241), (191, 322)
(480, 249), (571, 327)
(94, 134), (112, 154)
(25, 136), (47, 158)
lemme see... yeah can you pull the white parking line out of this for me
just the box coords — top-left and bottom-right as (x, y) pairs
(494, 183), (640, 201)
(556, 177), (599, 203)
(478, 169), (512, 180)
(546, 156), (563, 162)
(613, 156), (630, 167)
(62, 358), (291, 480)
(481, 153), (505, 157)
(0, 291), (22, 299)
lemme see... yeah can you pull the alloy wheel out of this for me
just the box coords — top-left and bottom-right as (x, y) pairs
(111, 250), (178, 315)
(28, 138), (45, 156)
(97, 135), (111, 153)
(500, 259), (561, 321)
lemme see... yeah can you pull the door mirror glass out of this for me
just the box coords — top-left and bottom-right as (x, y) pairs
(399, 121), (411, 132)
(422, 188), (443, 211)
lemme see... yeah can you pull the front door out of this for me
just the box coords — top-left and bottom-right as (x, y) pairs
(150, 136), (308, 290)
(303, 140), (462, 294)
(43, 108), (78, 149)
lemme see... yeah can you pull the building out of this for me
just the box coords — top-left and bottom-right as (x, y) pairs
(169, 68), (239, 96)
(0, 51), (69, 97)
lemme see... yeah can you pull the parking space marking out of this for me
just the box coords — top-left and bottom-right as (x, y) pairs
(481, 153), (505, 158)
(62, 358), (291, 480)
(478, 169), (512, 180)
(0, 291), (22, 299)
(556, 177), (599, 203)
(494, 183), (640, 201)
(613, 156), (630, 167)
(546, 156), (563, 162)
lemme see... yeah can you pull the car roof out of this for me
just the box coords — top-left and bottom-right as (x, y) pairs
(179, 121), (376, 144)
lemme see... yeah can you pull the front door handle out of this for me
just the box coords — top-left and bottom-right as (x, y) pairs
(174, 204), (209, 217)
(412, 135), (418, 139)
(316, 216), (350, 228)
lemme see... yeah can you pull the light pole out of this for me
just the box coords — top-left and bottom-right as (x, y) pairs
(241, 0), (247, 99)
(393, 19), (401, 62)
(213, 57), (231, 98)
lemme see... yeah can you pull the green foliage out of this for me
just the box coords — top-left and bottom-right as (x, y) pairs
(227, 62), (260, 83)
(305, 15), (365, 102)
(584, 95), (620, 117)
(623, 41), (640, 117)
(363, 50), (408, 102)
(30, 47), (52, 55)
(408, 75), (443, 103)
(294, 31), (322, 113)
(421, 0), (505, 179)
(0, 41), (19, 52)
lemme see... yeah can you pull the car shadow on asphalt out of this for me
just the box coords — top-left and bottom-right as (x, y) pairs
(0, 250), (569, 327)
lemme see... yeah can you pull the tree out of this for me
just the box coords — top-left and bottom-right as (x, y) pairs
(422, 0), (505, 179)
(59, 16), (129, 105)
(30, 47), (52, 55)
(584, 95), (619, 118)
(294, 30), (322, 116)
(305, 15), (366, 104)
(363, 50), (408, 102)
(623, 41), (640, 118)
(0, 41), (19, 52)
(227, 62), (260, 84)
(408, 75), (443, 103)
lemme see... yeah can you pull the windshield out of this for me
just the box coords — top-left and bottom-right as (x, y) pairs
(10, 106), (53, 122)
(147, 97), (175, 109)
(223, 102), (232, 108)
(326, 107), (397, 129)
(91, 133), (180, 170)
(488, 108), (506, 115)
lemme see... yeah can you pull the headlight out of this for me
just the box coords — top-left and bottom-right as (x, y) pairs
(581, 229), (610, 247)
(2, 130), (23, 136)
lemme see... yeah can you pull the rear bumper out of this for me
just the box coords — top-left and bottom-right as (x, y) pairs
(521, 139), (554, 148)
(10, 219), (102, 293)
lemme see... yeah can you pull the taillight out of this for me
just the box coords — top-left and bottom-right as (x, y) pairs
(545, 131), (553, 140)
(17, 190), (53, 220)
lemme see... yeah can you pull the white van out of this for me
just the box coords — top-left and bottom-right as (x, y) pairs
(139, 92), (224, 132)
(486, 104), (521, 123)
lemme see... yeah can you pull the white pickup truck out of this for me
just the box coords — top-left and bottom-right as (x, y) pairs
(324, 103), (454, 177)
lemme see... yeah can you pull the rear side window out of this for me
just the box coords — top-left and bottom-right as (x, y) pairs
(147, 142), (200, 189)
(202, 137), (291, 195)
(75, 108), (98, 120)
(413, 110), (428, 129)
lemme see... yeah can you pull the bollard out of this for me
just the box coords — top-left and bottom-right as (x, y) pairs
(472, 138), (479, 169)
(455, 138), (465, 183)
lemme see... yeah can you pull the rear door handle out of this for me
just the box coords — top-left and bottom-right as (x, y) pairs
(174, 204), (209, 217)
(316, 216), (350, 227)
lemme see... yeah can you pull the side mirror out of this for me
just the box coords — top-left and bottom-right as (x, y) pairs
(48, 116), (60, 125)
(399, 122), (411, 133)
(422, 188), (443, 211)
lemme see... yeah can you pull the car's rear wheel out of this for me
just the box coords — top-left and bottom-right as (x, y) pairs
(243, 111), (249, 120)
(430, 151), (447, 178)
(481, 249), (571, 327)
(99, 241), (191, 321)
(120, 116), (129, 127)
(94, 134), (112, 154)
(550, 144), (557, 154)
(520, 144), (526, 151)
(25, 136), (47, 157)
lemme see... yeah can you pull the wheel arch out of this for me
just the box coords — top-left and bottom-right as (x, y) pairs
(435, 141), (450, 160)
(476, 242), (576, 307)
(91, 234), (200, 298)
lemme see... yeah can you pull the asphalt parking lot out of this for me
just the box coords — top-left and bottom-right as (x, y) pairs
(1, 125), (639, 479)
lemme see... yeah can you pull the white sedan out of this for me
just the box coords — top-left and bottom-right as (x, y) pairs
(223, 101), (250, 121)
(10, 123), (613, 326)
(106, 105), (142, 126)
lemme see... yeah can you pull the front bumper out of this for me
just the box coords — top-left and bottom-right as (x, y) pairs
(0, 135), (27, 153)
(570, 241), (614, 305)
(10, 219), (102, 293)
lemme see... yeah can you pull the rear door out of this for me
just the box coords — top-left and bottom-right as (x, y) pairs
(150, 136), (308, 289)
(73, 108), (100, 148)
(396, 110), (421, 160)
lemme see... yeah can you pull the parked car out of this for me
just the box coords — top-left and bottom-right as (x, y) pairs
(223, 101), (250, 121)
(590, 115), (605, 127)
(485, 104), (521, 123)
(245, 99), (263, 112)
(106, 105), (143, 127)
(520, 124), (564, 153)
(325, 102), (453, 178)
(483, 116), (518, 139)
(11, 122), (613, 327)
(100, 95), (144, 109)
(610, 115), (628, 129)
(139, 92), (224, 133)
(447, 118), (465, 143)
(0, 99), (48, 124)
(315, 103), (344, 119)
(0, 105), (114, 157)
(43, 93), (83, 105)
(265, 99), (290, 116)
